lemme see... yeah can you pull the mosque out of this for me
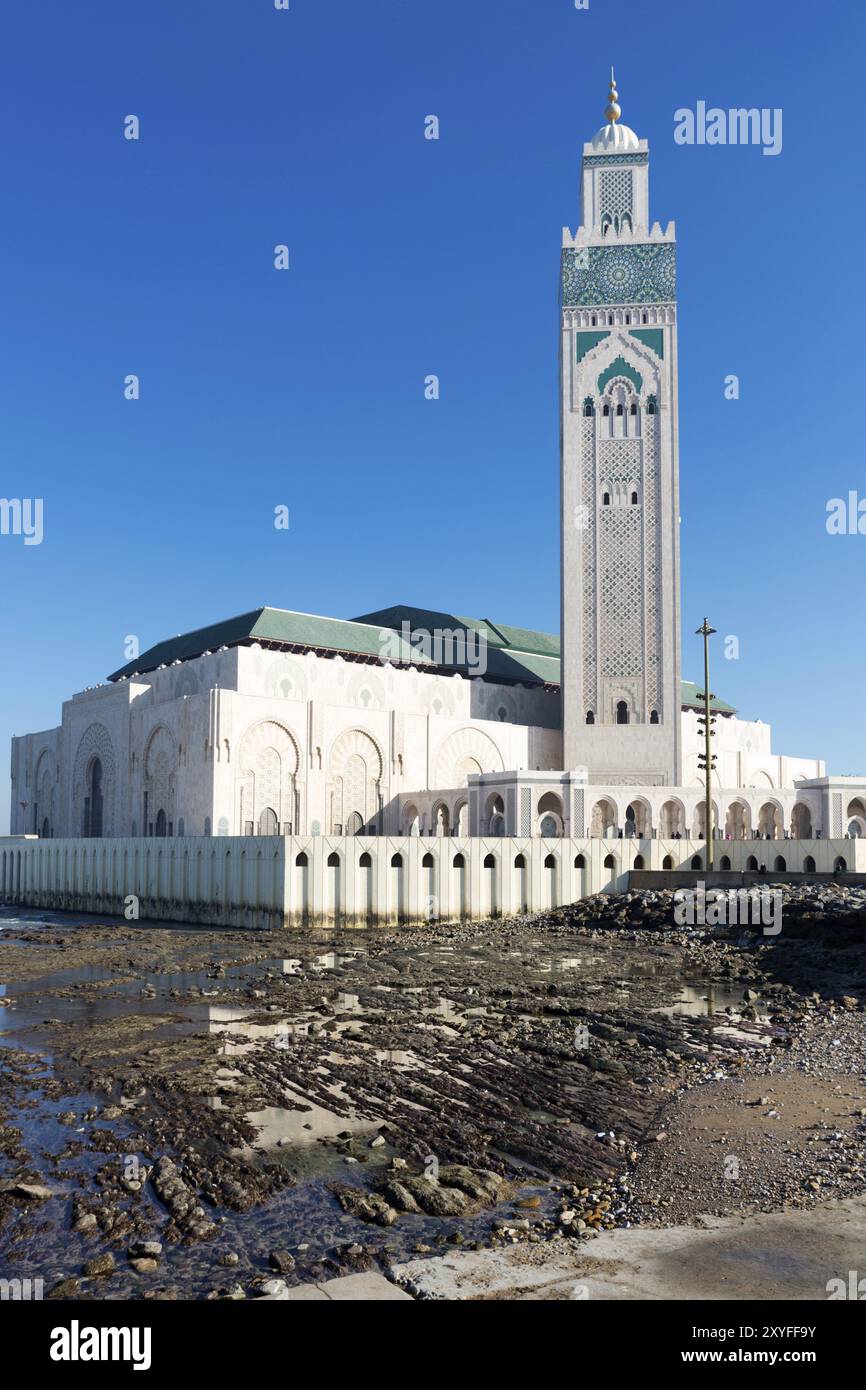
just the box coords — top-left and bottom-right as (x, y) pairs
(5, 75), (864, 924)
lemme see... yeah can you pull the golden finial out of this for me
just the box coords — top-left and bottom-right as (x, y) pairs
(604, 66), (621, 124)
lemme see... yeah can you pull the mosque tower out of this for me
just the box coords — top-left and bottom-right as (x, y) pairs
(560, 71), (682, 787)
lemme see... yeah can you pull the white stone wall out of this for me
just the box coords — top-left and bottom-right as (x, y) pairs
(2, 834), (863, 930)
(9, 644), (561, 840)
(681, 710), (824, 790)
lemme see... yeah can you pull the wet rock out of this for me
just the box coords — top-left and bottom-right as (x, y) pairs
(396, 1176), (470, 1217)
(129, 1240), (163, 1259)
(47, 1277), (81, 1299)
(83, 1253), (115, 1277)
(0, 1181), (55, 1201)
(331, 1184), (398, 1227)
(269, 1249), (295, 1274)
(152, 1156), (217, 1242)
(437, 1165), (505, 1204)
(384, 1180), (423, 1214)
(130, 1258), (159, 1275)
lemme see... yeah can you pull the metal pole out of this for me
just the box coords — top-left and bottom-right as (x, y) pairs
(695, 619), (717, 872)
(703, 627), (713, 871)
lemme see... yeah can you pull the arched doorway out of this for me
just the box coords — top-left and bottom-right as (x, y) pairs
(85, 758), (104, 838)
(483, 853), (497, 916)
(514, 854), (528, 912)
(758, 802), (783, 839)
(155, 808), (167, 838)
(390, 853), (404, 922)
(294, 851), (309, 920)
(452, 854), (466, 916)
(537, 792), (564, 838)
(625, 799), (651, 837)
(602, 852), (617, 891)
(258, 807), (278, 836)
(659, 799), (685, 838)
(791, 803), (812, 839)
(543, 853), (557, 908)
(484, 794), (504, 834)
(590, 798), (618, 838)
(725, 800), (751, 840)
(358, 851), (374, 921)
(573, 853), (586, 898)
(327, 851), (341, 919)
(421, 852), (436, 918)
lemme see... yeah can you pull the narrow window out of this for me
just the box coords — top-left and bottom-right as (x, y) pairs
(616, 700), (629, 725)
(586, 710), (595, 724)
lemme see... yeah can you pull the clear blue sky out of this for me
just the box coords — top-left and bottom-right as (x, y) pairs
(1, 0), (863, 832)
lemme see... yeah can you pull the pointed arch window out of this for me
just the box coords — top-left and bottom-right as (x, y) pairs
(582, 397), (594, 417)
(586, 710), (595, 724)
(616, 700), (629, 725)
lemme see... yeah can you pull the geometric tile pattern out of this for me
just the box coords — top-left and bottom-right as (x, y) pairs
(561, 243), (676, 306)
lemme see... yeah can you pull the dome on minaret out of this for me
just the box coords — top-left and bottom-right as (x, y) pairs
(590, 68), (639, 151)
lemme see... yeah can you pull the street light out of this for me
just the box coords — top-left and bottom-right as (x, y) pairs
(695, 619), (717, 870)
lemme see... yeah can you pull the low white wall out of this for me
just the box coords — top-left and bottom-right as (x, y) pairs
(0, 835), (863, 930)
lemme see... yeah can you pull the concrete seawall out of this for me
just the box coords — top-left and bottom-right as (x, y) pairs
(1, 835), (863, 929)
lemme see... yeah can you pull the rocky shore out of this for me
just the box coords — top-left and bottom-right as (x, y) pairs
(0, 881), (864, 1299)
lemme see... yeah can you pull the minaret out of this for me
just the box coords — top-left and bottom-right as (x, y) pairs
(560, 72), (682, 787)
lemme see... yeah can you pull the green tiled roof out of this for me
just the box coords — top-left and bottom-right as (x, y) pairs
(680, 680), (737, 715)
(107, 607), (431, 682)
(107, 601), (737, 713)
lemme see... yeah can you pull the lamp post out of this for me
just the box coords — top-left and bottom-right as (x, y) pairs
(695, 619), (717, 870)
